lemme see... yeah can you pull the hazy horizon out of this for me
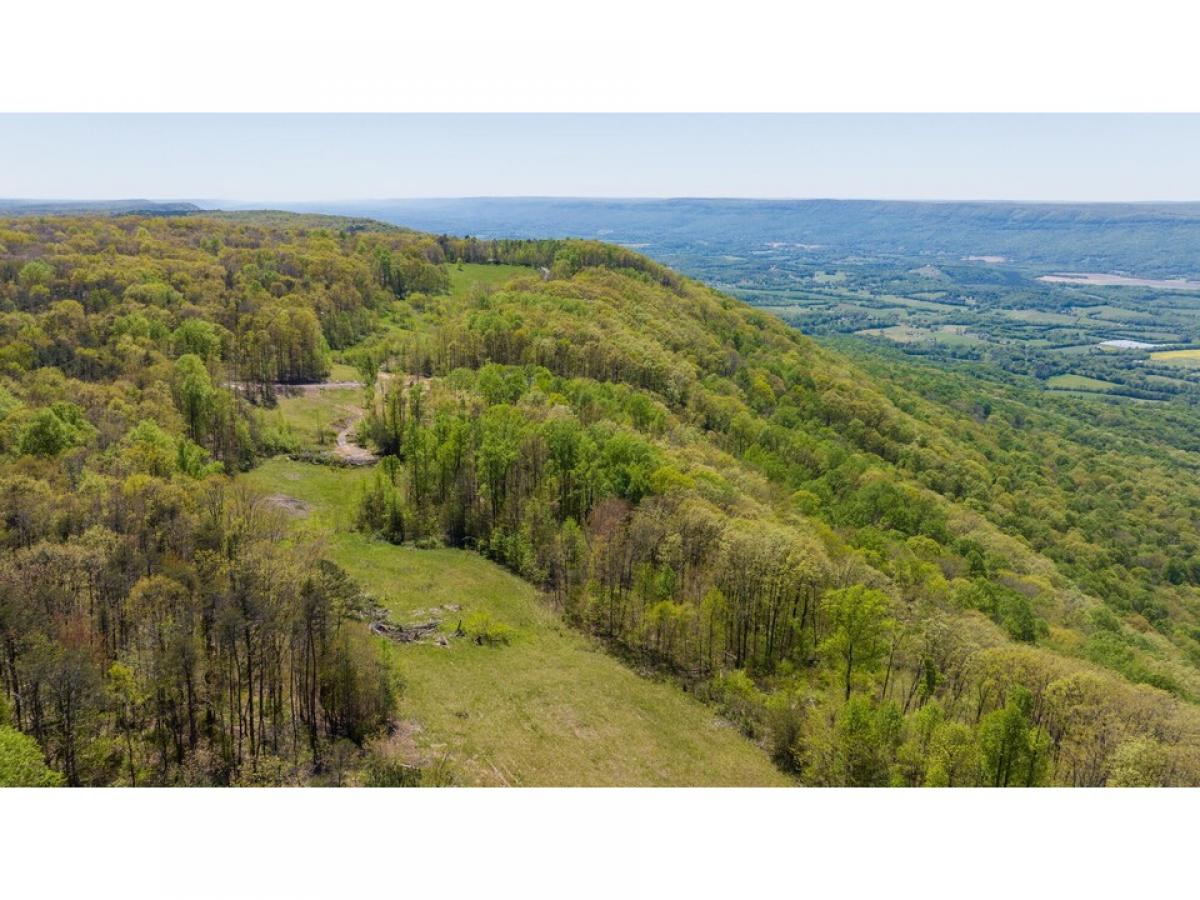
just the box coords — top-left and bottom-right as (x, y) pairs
(7, 195), (1200, 206)
(4, 114), (1200, 203)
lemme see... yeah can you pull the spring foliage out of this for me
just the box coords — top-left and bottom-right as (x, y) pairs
(5, 213), (1200, 785)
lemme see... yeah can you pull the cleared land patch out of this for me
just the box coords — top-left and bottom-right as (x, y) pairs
(447, 262), (530, 294)
(240, 458), (791, 786)
(1002, 309), (1080, 325)
(1046, 373), (1120, 393)
(857, 324), (982, 347)
(1151, 348), (1200, 367)
(1083, 305), (1156, 323)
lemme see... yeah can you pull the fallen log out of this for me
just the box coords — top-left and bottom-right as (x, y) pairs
(370, 619), (441, 643)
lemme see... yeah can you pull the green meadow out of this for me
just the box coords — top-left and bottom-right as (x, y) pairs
(1046, 373), (1120, 392)
(241, 457), (790, 786)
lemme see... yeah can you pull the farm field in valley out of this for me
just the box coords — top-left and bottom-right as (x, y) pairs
(1151, 348), (1200, 367)
(1046, 373), (1120, 392)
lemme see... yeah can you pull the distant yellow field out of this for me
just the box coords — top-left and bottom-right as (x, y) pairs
(1151, 349), (1200, 365)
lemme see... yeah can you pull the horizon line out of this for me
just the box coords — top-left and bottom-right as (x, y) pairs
(6, 195), (1200, 206)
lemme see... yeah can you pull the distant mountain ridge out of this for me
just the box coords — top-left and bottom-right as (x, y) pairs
(255, 197), (1200, 277)
(0, 198), (203, 216)
(7, 196), (1200, 274)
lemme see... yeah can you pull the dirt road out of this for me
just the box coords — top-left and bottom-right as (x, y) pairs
(334, 406), (376, 464)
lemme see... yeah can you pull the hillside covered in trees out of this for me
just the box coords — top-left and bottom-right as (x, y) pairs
(3, 212), (1200, 786)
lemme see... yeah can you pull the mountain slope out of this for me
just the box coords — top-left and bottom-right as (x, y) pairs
(242, 458), (789, 785)
(3, 211), (1200, 786)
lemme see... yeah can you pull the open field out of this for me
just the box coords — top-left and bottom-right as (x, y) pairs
(1002, 309), (1080, 325)
(1151, 348), (1200, 367)
(871, 293), (960, 312)
(1046, 373), (1120, 392)
(1083, 305), (1156, 322)
(856, 325), (925, 342)
(856, 323), (982, 347)
(447, 262), (530, 294)
(241, 458), (791, 786)
(261, 385), (363, 450)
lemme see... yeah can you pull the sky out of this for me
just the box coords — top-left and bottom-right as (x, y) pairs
(2, 114), (1199, 203)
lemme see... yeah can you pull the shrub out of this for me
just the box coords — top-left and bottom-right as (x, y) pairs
(0, 727), (64, 787)
(462, 610), (515, 646)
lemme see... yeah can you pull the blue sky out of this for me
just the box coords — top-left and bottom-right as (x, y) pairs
(2, 114), (1199, 203)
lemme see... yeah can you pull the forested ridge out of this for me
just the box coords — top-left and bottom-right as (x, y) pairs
(3, 212), (1200, 786)
(0, 214), (443, 785)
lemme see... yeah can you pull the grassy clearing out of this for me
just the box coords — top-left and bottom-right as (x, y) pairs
(240, 458), (790, 786)
(1083, 305), (1156, 323)
(1145, 373), (1197, 388)
(1002, 309), (1081, 325)
(1048, 343), (1100, 355)
(259, 385), (364, 452)
(1046, 373), (1121, 392)
(856, 324), (982, 347)
(447, 262), (531, 296)
(873, 293), (960, 312)
(932, 325), (983, 347)
(856, 324), (925, 342)
(327, 362), (360, 381)
(251, 362), (368, 452)
(1151, 348), (1200, 367)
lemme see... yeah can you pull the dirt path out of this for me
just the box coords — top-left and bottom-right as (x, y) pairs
(331, 372), (430, 463)
(287, 380), (363, 395)
(240, 373), (430, 466)
(334, 405), (376, 465)
(226, 380), (364, 396)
